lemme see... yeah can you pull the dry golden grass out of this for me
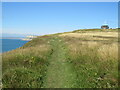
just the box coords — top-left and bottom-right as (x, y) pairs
(63, 34), (118, 62)
(68, 41), (118, 61)
(61, 32), (118, 87)
(59, 32), (118, 42)
(81, 41), (100, 49)
(59, 32), (118, 38)
(98, 43), (118, 61)
(60, 31), (118, 61)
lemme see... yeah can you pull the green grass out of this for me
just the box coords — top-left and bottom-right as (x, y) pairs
(2, 29), (118, 88)
(2, 36), (53, 88)
(43, 37), (77, 88)
(61, 36), (118, 88)
(72, 29), (118, 33)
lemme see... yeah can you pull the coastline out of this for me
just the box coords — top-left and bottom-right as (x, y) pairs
(0, 38), (31, 41)
(1, 39), (29, 53)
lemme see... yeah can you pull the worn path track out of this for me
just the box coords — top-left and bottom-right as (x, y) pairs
(43, 37), (77, 88)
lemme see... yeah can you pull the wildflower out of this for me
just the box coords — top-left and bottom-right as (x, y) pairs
(95, 73), (97, 75)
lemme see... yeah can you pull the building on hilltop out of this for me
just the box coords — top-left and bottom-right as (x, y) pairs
(101, 21), (109, 29)
(101, 25), (109, 29)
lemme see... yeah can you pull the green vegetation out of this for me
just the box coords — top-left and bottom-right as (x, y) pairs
(2, 36), (53, 88)
(43, 37), (77, 88)
(62, 37), (118, 88)
(2, 29), (118, 88)
(72, 29), (118, 33)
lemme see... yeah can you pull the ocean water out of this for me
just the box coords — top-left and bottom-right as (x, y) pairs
(1, 39), (28, 53)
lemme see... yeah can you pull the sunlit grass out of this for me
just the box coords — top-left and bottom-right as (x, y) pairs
(61, 30), (118, 88)
(2, 37), (53, 88)
(2, 29), (118, 88)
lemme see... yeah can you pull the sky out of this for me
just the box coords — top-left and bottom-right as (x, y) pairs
(2, 2), (118, 35)
(1, 0), (120, 2)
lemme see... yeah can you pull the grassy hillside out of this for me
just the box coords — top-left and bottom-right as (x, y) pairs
(2, 29), (118, 88)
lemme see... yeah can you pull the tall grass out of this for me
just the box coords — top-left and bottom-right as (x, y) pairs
(2, 30), (118, 88)
(61, 32), (118, 88)
(2, 36), (53, 88)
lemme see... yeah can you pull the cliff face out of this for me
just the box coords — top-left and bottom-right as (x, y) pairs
(2, 29), (118, 88)
(22, 35), (38, 41)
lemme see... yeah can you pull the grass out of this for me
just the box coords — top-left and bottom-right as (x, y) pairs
(60, 30), (118, 88)
(72, 28), (118, 32)
(2, 37), (53, 88)
(42, 37), (77, 88)
(2, 29), (118, 88)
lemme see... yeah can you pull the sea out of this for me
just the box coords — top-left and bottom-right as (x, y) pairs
(1, 39), (29, 53)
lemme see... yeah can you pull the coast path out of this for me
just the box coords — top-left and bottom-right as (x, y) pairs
(43, 37), (77, 88)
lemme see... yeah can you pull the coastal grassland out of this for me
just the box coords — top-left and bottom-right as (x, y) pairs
(72, 29), (118, 32)
(60, 30), (118, 88)
(2, 29), (118, 88)
(2, 36), (53, 88)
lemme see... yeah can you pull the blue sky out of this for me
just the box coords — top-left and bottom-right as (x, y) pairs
(2, 2), (118, 35)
